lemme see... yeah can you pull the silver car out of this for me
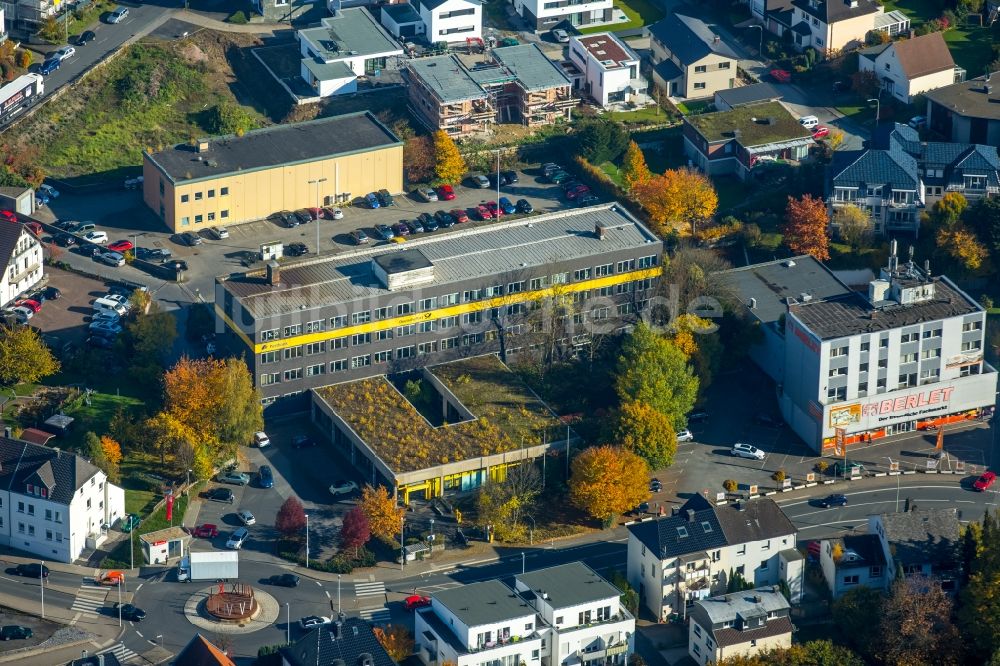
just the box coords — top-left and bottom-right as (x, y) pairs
(731, 442), (766, 460)
(237, 510), (256, 526)
(226, 527), (249, 550)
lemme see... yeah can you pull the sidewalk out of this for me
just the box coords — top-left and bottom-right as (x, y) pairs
(171, 9), (291, 35)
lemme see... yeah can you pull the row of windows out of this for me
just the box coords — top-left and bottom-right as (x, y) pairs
(828, 328), (947, 357)
(180, 210), (229, 227)
(180, 187), (229, 203)
(256, 265), (657, 342)
(825, 364), (983, 402)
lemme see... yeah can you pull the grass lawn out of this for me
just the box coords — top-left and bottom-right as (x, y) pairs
(101, 489), (193, 568)
(580, 0), (664, 33)
(599, 161), (624, 186)
(944, 25), (995, 79)
(606, 106), (673, 125)
(58, 391), (146, 453)
(675, 99), (713, 116)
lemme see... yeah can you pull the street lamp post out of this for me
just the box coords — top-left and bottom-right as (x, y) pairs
(521, 551), (525, 574)
(186, 469), (191, 496)
(39, 561), (44, 619)
(748, 25), (762, 57)
(129, 531), (134, 571)
(525, 515), (535, 545)
(309, 178), (328, 253)
(495, 150), (502, 206)
(305, 514), (310, 569)
(400, 517), (405, 572)
(118, 579), (122, 627)
(337, 574), (342, 614)
(285, 603), (290, 644)
(867, 97), (880, 130)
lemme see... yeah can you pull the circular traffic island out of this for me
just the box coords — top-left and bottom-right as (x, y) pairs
(184, 582), (280, 635)
(206, 582), (260, 622)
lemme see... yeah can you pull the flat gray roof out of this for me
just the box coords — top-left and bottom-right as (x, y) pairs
(298, 8), (402, 61)
(223, 203), (662, 320)
(407, 55), (488, 103)
(146, 112), (402, 184)
(696, 587), (789, 624)
(302, 58), (355, 82)
(516, 562), (621, 609)
(434, 580), (535, 627)
(720, 255), (850, 328)
(492, 43), (571, 92)
(925, 72), (1000, 121)
(382, 2), (422, 24)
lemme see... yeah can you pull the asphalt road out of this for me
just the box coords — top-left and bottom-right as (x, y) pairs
(1, 2), (174, 132)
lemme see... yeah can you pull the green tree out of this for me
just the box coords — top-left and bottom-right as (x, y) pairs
(476, 462), (541, 541)
(125, 302), (177, 364)
(959, 511), (1000, 660)
(576, 118), (629, 164)
(0, 325), (60, 387)
(831, 586), (883, 661)
(615, 323), (698, 431)
(608, 570), (639, 615)
(433, 130), (466, 184)
(927, 191), (968, 228)
(191, 443), (213, 481)
(615, 401), (677, 469)
(206, 102), (257, 136)
(85, 432), (107, 472)
(832, 204), (873, 249)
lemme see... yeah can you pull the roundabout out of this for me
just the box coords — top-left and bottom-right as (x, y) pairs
(183, 582), (281, 634)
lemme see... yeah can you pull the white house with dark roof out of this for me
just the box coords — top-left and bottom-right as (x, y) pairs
(626, 495), (801, 621)
(0, 219), (43, 308)
(819, 533), (888, 598)
(858, 32), (962, 104)
(687, 587), (792, 664)
(297, 8), (404, 98)
(0, 435), (125, 562)
(567, 33), (644, 107)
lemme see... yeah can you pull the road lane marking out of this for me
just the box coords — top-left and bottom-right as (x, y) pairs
(777, 485), (968, 507)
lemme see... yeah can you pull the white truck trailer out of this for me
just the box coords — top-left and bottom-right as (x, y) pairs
(177, 551), (239, 582)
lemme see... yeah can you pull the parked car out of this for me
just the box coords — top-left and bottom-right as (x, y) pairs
(548, 170), (573, 184)
(350, 230), (370, 245)
(436, 185), (456, 200)
(89, 320), (123, 336)
(54, 46), (76, 61)
(450, 208), (470, 223)
(415, 187), (438, 202)
(136, 247), (172, 261)
(84, 231), (108, 244)
(833, 460), (866, 476)
(819, 494), (848, 508)
(292, 435), (315, 449)
(377, 189), (395, 207)
(516, 199), (533, 213)
(96, 251), (125, 267)
(405, 595), (431, 611)
(43, 286), (61, 300)
(374, 224), (394, 240)
(676, 429), (694, 442)
(688, 411), (709, 423)
(476, 204), (493, 220)
(107, 240), (133, 253)
(486, 200), (502, 217)
(501, 170), (518, 184)
(0, 625), (32, 641)
(123, 175), (143, 190)
(258, 465), (274, 488)
(770, 68), (791, 83)
(252, 431), (270, 448)
(119, 604), (146, 621)
(299, 616), (331, 630)
(974, 470), (997, 491)
(15, 299), (41, 313)
(419, 212), (438, 231)
(649, 479), (662, 492)
(294, 210), (313, 225)
(210, 226), (229, 239)
(267, 574), (301, 587)
(754, 414), (782, 428)
(218, 471), (250, 486)
(731, 442), (765, 460)
(119, 514), (141, 532)
(237, 510), (256, 526)
(552, 28), (569, 43)
(812, 125), (830, 140)
(276, 210), (298, 228)
(565, 185), (591, 200)
(76, 30), (96, 45)
(541, 163), (562, 176)
(54, 233), (76, 247)
(908, 115), (927, 129)
(365, 193), (381, 209)
(192, 524), (219, 538)
(180, 231), (202, 246)
(489, 172), (510, 187)
(286, 242), (308, 257)
(107, 6), (128, 23)
(392, 222), (411, 237)
(207, 488), (235, 504)
(498, 197), (516, 214)
(226, 527), (249, 550)
(15, 563), (49, 578)
(798, 115), (819, 129)
(470, 174), (491, 189)
(165, 259), (189, 272)
(1, 209), (19, 222)
(832, 77), (850, 92)
(329, 479), (359, 496)
(39, 58), (60, 75)
(86, 335), (114, 349)
(434, 210), (456, 227)
(406, 218), (425, 234)
(577, 194), (600, 206)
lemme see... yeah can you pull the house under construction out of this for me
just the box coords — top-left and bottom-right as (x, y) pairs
(404, 43), (577, 136)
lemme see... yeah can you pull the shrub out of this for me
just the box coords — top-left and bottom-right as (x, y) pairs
(815, 460), (829, 473)
(772, 469), (786, 483)
(723, 479), (738, 492)
(228, 10), (249, 23)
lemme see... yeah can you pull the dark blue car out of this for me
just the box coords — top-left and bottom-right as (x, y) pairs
(498, 197), (516, 215)
(258, 465), (274, 489)
(40, 58), (60, 75)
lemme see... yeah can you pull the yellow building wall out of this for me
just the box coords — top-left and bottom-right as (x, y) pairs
(827, 13), (877, 55)
(144, 145), (404, 232)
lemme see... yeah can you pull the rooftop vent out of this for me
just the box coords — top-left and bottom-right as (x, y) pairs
(197, 140), (209, 153)
(266, 260), (280, 286)
(799, 292), (812, 302)
(713, 34), (720, 44)
(686, 509), (696, 522)
(749, 297), (757, 309)
(596, 223), (606, 240)
(784, 259), (796, 268)
(359, 653), (374, 666)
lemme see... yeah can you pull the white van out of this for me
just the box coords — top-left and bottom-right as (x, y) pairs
(93, 297), (127, 317)
(798, 115), (820, 129)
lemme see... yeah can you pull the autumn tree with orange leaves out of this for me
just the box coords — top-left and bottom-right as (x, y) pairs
(570, 445), (650, 523)
(620, 141), (651, 192)
(358, 484), (406, 543)
(373, 625), (414, 661)
(783, 194), (830, 261)
(631, 168), (718, 236)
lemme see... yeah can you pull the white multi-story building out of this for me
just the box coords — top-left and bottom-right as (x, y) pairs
(414, 0), (482, 43)
(626, 495), (802, 622)
(416, 563), (634, 666)
(724, 248), (998, 452)
(510, 0), (613, 33)
(687, 587), (792, 665)
(0, 435), (125, 563)
(567, 33), (643, 107)
(0, 218), (43, 308)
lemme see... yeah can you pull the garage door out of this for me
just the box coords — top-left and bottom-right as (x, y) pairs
(401, 25), (417, 37)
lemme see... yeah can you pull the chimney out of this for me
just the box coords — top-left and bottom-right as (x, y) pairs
(595, 223), (606, 240)
(686, 509), (696, 522)
(713, 34), (720, 44)
(671, 506), (679, 516)
(3, 427), (10, 438)
(97, 655), (105, 666)
(334, 619), (343, 639)
(54, 447), (60, 458)
(924, 259), (931, 277)
(197, 139), (209, 152)
(266, 260), (280, 286)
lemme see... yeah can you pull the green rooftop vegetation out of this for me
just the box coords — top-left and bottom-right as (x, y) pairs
(316, 356), (558, 474)
(686, 101), (812, 146)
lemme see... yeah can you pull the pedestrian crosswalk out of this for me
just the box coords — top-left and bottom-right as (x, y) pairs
(98, 642), (141, 664)
(359, 606), (391, 624)
(353, 581), (386, 599)
(70, 584), (108, 616)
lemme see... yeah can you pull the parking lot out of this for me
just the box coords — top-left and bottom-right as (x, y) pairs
(40, 166), (587, 305)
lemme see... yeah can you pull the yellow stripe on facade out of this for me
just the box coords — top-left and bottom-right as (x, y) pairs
(222, 266), (663, 355)
(215, 305), (256, 350)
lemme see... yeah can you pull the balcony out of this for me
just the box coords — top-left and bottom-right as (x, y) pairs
(573, 638), (630, 662)
(557, 609), (634, 637)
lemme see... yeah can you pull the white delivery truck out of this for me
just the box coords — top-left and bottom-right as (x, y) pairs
(177, 551), (239, 583)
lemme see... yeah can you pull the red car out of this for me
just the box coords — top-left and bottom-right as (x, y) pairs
(565, 185), (591, 200)
(450, 209), (470, 223)
(476, 204), (493, 220)
(15, 299), (42, 313)
(812, 125), (830, 140)
(307, 207), (323, 220)
(0, 210), (16, 223)
(192, 523), (219, 538)
(974, 471), (996, 491)
(404, 595), (431, 611)
(770, 69), (791, 83)
(437, 185), (456, 201)
(486, 201), (502, 218)
(107, 240), (134, 253)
